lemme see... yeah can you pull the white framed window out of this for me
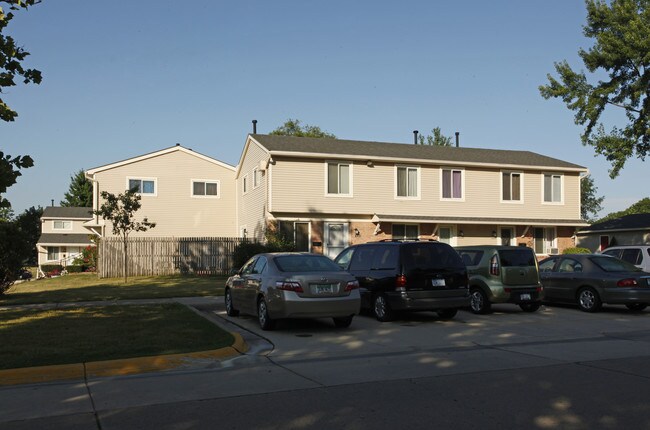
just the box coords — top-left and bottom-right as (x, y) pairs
(191, 180), (219, 198)
(501, 171), (523, 203)
(127, 177), (157, 196)
(392, 224), (419, 240)
(396, 165), (420, 199)
(441, 168), (464, 200)
(542, 173), (563, 204)
(326, 161), (353, 196)
(242, 174), (248, 195)
(534, 227), (557, 255)
(438, 225), (457, 246)
(47, 246), (60, 261)
(52, 220), (72, 230)
(253, 168), (261, 189)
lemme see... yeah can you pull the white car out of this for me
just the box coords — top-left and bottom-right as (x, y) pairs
(601, 246), (650, 272)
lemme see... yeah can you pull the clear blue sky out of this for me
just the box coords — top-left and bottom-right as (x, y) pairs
(2, 1), (647, 216)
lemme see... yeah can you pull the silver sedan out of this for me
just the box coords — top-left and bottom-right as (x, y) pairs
(225, 253), (361, 330)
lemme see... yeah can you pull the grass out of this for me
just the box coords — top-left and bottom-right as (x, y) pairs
(1, 273), (228, 305)
(0, 304), (235, 370)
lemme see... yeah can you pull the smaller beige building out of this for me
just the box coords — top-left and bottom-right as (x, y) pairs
(36, 207), (94, 270)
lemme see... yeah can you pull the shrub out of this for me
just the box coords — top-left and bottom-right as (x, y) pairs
(66, 265), (85, 273)
(232, 241), (268, 270)
(40, 264), (64, 273)
(72, 245), (98, 268)
(562, 247), (591, 254)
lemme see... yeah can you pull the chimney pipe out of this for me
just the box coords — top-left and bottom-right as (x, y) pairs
(413, 130), (419, 145)
(252, 119), (257, 134)
(51, 199), (54, 207)
(455, 132), (460, 148)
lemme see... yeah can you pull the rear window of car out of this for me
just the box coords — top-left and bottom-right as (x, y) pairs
(274, 255), (342, 272)
(590, 256), (641, 272)
(402, 243), (464, 271)
(498, 249), (536, 267)
(457, 250), (483, 266)
(621, 248), (643, 265)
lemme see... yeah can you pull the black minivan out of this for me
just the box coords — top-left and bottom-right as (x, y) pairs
(334, 241), (470, 321)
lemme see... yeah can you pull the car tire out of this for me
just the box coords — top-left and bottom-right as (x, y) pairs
(225, 289), (239, 317)
(333, 316), (354, 328)
(257, 297), (275, 330)
(626, 303), (648, 312)
(519, 302), (541, 312)
(373, 294), (393, 322)
(577, 287), (602, 313)
(469, 288), (491, 314)
(437, 308), (458, 320)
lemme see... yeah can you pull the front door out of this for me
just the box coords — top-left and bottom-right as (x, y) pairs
(500, 227), (514, 246)
(325, 222), (348, 259)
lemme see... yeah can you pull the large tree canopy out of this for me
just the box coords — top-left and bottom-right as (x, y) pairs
(270, 119), (336, 138)
(598, 196), (650, 222)
(1, 0), (42, 122)
(580, 175), (605, 222)
(61, 169), (93, 207)
(539, 0), (650, 178)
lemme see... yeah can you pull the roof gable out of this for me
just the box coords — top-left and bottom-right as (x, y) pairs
(579, 213), (650, 233)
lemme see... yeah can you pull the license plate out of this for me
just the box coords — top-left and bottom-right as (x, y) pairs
(431, 279), (446, 287)
(520, 293), (531, 301)
(314, 284), (334, 294)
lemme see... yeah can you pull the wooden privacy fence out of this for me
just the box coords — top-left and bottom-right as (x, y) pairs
(99, 237), (246, 278)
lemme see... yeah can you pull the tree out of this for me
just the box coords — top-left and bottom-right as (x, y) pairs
(1, 0), (43, 122)
(0, 151), (33, 208)
(539, 0), (650, 178)
(417, 127), (453, 146)
(0, 220), (23, 293)
(61, 169), (93, 207)
(580, 176), (605, 222)
(598, 196), (650, 222)
(270, 119), (337, 138)
(94, 190), (155, 282)
(14, 205), (42, 265)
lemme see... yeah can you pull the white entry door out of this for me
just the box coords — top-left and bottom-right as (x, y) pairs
(324, 222), (348, 259)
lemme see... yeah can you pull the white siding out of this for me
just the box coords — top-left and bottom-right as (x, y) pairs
(237, 140), (269, 241)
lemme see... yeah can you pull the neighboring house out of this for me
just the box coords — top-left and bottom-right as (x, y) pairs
(576, 214), (650, 251)
(237, 134), (589, 258)
(84, 144), (237, 238)
(36, 206), (94, 270)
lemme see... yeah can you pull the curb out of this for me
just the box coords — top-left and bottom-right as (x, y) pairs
(0, 332), (248, 387)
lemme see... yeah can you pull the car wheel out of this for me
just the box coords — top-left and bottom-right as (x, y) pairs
(437, 308), (458, 320)
(333, 315), (354, 328)
(469, 288), (491, 314)
(224, 289), (239, 317)
(373, 294), (393, 322)
(577, 287), (602, 313)
(519, 302), (541, 312)
(257, 297), (275, 330)
(626, 303), (648, 312)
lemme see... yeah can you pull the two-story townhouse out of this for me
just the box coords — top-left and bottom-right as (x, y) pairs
(36, 206), (94, 270)
(84, 144), (237, 237)
(237, 134), (589, 258)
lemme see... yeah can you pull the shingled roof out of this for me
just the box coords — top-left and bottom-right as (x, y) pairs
(42, 207), (93, 219)
(251, 134), (587, 171)
(578, 214), (650, 233)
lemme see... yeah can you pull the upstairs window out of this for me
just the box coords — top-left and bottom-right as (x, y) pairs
(396, 166), (419, 198)
(253, 168), (261, 188)
(441, 168), (463, 199)
(128, 178), (156, 195)
(502, 172), (522, 201)
(53, 220), (72, 230)
(327, 162), (351, 195)
(192, 180), (219, 197)
(243, 174), (248, 194)
(543, 173), (562, 203)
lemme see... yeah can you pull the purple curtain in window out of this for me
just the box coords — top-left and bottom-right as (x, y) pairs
(452, 170), (462, 198)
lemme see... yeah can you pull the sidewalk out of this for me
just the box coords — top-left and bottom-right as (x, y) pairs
(0, 296), (258, 386)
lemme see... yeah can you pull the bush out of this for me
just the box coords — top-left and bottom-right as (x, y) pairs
(40, 264), (64, 273)
(232, 241), (268, 270)
(562, 247), (591, 254)
(72, 245), (98, 268)
(66, 265), (85, 273)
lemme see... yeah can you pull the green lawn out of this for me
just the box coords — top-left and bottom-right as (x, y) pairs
(1, 273), (227, 305)
(0, 304), (235, 370)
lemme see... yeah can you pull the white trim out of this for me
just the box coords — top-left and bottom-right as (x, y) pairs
(52, 220), (73, 231)
(235, 136), (272, 178)
(439, 167), (465, 202)
(324, 160), (354, 198)
(324, 221), (349, 259)
(191, 179), (220, 199)
(500, 170), (524, 204)
(394, 164), (421, 200)
(242, 174), (249, 195)
(498, 226), (516, 246)
(541, 172), (564, 205)
(126, 176), (157, 197)
(438, 224), (457, 246)
(253, 168), (261, 189)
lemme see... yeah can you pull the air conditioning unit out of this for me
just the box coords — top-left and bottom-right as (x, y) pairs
(258, 159), (267, 171)
(548, 247), (559, 255)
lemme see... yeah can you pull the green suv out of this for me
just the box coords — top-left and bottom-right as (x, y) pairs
(455, 245), (543, 314)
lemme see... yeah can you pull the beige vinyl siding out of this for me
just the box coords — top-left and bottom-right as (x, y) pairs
(94, 151), (236, 237)
(270, 158), (582, 221)
(41, 219), (90, 235)
(237, 140), (269, 240)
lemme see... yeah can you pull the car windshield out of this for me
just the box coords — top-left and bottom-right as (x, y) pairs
(499, 249), (536, 267)
(274, 255), (342, 273)
(403, 243), (464, 271)
(590, 256), (642, 272)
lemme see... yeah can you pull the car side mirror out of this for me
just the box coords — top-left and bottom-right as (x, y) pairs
(229, 268), (239, 276)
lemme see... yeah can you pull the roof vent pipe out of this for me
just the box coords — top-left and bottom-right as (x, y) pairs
(413, 130), (419, 145)
(455, 132), (459, 147)
(252, 119), (257, 134)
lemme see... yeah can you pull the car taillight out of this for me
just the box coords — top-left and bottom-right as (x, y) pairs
(275, 281), (304, 292)
(617, 278), (638, 287)
(489, 255), (500, 276)
(345, 280), (359, 291)
(395, 275), (407, 292)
